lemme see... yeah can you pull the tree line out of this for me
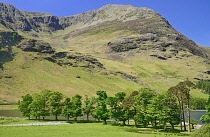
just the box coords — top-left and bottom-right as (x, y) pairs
(19, 80), (208, 132)
(196, 80), (210, 95)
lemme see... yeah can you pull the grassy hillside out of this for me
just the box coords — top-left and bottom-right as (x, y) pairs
(0, 3), (209, 103)
(0, 44), (209, 103)
(0, 47), (142, 102)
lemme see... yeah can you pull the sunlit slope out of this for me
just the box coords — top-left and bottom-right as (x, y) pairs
(0, 3), (210, 103)
(1, 45), (209, 103)
(0, 47), (141, 102)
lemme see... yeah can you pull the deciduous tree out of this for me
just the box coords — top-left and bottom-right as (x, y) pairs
(83, 95), (96, 121)
(49, 91), (63, 121)
(107, 92), (128, 125)
(93, 91), (109, 124)
(71, 94), (82, 123)
(62, 97), (72, 122)
(19, 94), (33, 120)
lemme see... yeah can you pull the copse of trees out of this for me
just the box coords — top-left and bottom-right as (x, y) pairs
(190, 97), (207, 110)
(19, 80), (203, 132)
(193, 95), (210, 137)
(200, 95), (210, 123)
(196, 80), (210, 95)
(167, 80), (196, 132)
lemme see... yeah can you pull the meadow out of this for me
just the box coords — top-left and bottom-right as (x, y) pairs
(0, 121), (186, 137)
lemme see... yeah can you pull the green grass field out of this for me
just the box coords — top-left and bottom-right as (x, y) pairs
(0, 122), (185, 137)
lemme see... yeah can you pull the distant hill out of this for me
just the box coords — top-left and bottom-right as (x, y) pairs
(0, 2), (209, 103)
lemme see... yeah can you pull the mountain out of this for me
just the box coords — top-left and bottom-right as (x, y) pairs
(0, 2), (209, 103)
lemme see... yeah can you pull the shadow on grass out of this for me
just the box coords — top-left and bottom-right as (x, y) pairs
(28, 118), (102, 124)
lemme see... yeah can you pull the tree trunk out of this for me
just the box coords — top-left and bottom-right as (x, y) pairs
(171, 123), (175, 130)
(122, 119), (126, 126)
(178, 100), (183, 131)
(87, 114), (89, 121)
(67, 114), (70, 122)
(143, 122), (147, 128)
(163, 122), (167, 130)
(192, 124), (194, 129)
(55, 114), (58, 121)
(181, 102), (186, 131)
(103, 119), (107, 125)
(134, 120), (137, 128)
(187, 100), (191, 133)
(74, 117), (77, 123)
(154, 117), (157, 129)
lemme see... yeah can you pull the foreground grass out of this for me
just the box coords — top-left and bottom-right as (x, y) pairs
(0, 117), (48, 125)
(0, 122), (184, 137)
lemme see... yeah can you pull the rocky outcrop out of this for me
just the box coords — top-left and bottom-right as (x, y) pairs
(0, 2), (63, 32)
(0, 2), (209, 59)
(107, 30), (209, 59)
(0, 32), (23, 47)
(0, 31), (24, 68)
(18, 39), (54, 53)
(45, 52), (105, 69)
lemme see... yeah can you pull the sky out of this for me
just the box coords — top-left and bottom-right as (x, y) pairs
(1, 0), (210, 47)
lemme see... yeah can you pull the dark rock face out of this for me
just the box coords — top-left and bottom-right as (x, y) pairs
(0, 2), (209, 59)
(0, 2), (63, 32)
(150, 55), (167, 60)
(0, 32), (23, 48)
(0, 32), (24, 68)
(204, 71), (210, 75)
(46, 52), (105, 69)
(108, 38), (139, 52)
(18, 39), (54, 53)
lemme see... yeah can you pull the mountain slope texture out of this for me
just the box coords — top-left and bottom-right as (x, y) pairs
(0, 2), (209, 103)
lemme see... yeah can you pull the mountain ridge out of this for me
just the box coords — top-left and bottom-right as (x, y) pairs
(0, 2), (209, 103)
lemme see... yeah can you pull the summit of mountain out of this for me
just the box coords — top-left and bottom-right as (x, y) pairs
(0, 2), (209, 103)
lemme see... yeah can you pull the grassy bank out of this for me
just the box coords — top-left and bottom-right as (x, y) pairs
(0, 105), (18, 110)
(0, 122), (187, 137)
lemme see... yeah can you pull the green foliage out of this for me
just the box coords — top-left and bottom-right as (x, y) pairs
(19, 89), (64, 120)
(83, 95), (95, 121)
(62, 97), (72, 121)
(167, 80), (196, 132)
(17, 81), (202, 132)
(148, 93), (180, 130)
(196, 80), (210, 95)
(71, 94), (82, 122)
(191, 123), (210, 137)
(18, 94), (33, 119)
(93, 91), (109, 124)
(107, 92), (128, 125)
(49, 91), (63, 120)
(76, 75), (81, 78)
(134, 88), (155, 128)
(206, 96), (210, 115)
(200, 115), (210, 123)
(190, 97), (207, 110)
(29, 89), (52, 120)
(200, 96), (210, 123)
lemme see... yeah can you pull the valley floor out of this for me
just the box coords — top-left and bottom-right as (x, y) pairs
(0, 122), (183, 137)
